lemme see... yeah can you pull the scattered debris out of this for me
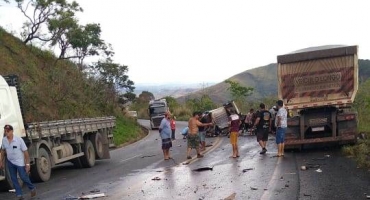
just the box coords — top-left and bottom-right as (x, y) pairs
(177, 145), (182, 147)
(79, 193), (106, 199)
(315, 169), (322, 173)
(285, 184), (289, 188)
(242, 168), (254, 173)
(9, 189), (15, 193)
(250, 187), (258, 190)
(366, 195), (370, 199)
(301, 166), (307, 171)
(156, 170), (163, 172)
(182, 161), (190, 165)
(90, 189), (100, 193)
(152, 177), (161, 181)
(224, 192), (236, 200)
(193, 166), (214, 172)
(306, 164), (321, 169)
(205, 144), (213, 147)
(286, 172), (296, 175)
(141, 155), (156, 158)
(64, 195), (79, 200)
(280, 176), (284, 180)
(264, 189), (268, 191)
(325, 155), (330, 158)
(303, 193), (312, 197)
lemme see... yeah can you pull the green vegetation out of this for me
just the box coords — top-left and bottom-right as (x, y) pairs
(343, 78), (370, 168)
(0, 1), (140, 146)
(113, 116), (145, 146)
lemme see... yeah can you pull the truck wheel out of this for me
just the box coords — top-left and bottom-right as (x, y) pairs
(0, 161), (23, 191)
(80, 140), (96, 168)
(91, 132), (104, 159)
(31, 148), (51, 182)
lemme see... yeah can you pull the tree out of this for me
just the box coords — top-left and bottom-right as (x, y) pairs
(138, 91), (154, 104)
(15, 0), (82, 44)
(225, 80), (254, 112)
(92, 58), (134, 92)
(122, 92), (136, 102)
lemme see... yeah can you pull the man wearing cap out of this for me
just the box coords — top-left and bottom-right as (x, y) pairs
(159, 112), (172, 160)
(275, 100), (288, 157)
(0, 124), (36, 199)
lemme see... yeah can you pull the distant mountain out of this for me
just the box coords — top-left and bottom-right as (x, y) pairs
(134, 82), (216, 99)
(177, 59), (370, 104)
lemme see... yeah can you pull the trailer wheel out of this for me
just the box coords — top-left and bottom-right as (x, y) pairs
(0, 161), (23, 191)
(80, 140), (96, 168)
(91, 132), (104, 159)
(31, 148), (51, 182)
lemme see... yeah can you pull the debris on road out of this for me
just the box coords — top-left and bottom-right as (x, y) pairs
(79, 193), (106, 199)
(325, 155), (330, 158)
(306, 164), (321, 169)
(193, 166), (214, 172)
(366, 195), (370, 199)
(224, 192), (236, 200)
(301, 166), (307, 171)
(242, 168), (254, 173)
(303, 193), (312, 197)
(315, 169), (323, 173)
(250, 187), (258, 190)
(183, 161), (190, 165)
(141, 155), (156, 158)
(312, 157), (326, 161)
(152, 177), (161, 181)
(205, 144), (213, 147)
(177, 145), (181, 147)
(9, 189), (15, 193)
(64, 195), (79, 200)
(89, 189), (100, 193)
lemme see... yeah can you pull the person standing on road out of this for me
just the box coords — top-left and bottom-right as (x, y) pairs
(159, 112), (172, 160)
(198, 112), (212, 151)
(253, 103), (272, 155)
(269, 106), (277, 134)
(275, 100), (288, 157)
(0, 125), (36, 200)
(187, 111), (213, 159)
(228, 109), (241, 158)
(170, 116), (176, 141)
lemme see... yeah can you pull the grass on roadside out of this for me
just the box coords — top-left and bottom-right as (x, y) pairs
(113, 115), (147, 146)
(342, 132), (370, 168)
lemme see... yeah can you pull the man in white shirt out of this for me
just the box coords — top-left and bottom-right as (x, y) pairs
(0, 124), (36, 199)
(275, 100), (287, 157)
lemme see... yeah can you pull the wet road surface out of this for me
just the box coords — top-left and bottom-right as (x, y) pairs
(0, 120), (369, 200)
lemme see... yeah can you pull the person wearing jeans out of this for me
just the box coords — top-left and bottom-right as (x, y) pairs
(0, 124), (36, 200)
(275, 100), (288, 157)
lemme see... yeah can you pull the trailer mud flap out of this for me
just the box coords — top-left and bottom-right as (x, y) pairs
(285, 134), (356, 145)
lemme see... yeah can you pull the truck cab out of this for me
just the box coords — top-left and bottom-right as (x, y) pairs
(148, 99), (168, 130)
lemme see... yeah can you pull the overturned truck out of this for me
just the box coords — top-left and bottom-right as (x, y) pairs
(277, 45), (359, 149)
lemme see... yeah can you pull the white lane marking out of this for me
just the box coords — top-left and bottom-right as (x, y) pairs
(120, 154), (142, 163)
(260, 157), (282, 200)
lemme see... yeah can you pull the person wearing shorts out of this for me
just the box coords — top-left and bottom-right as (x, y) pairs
(159, 112), (172, 160)
(187, 111), (213, 159)
(275, 100), (288, 157)
(253, 103), (272, 155)
(229, 110), (240, 158)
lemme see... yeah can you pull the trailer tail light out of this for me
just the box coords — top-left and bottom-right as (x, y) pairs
(345, 115), (355, 120)
(337, 114), (356, 122)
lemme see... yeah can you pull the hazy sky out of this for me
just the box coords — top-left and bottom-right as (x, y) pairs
(1, 0), (369, 85)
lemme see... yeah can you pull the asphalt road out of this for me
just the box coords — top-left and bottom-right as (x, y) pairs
(0, 120), (369, 200)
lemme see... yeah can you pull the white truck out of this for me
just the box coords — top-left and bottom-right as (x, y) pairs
(0, 75), (115, 190)
(209, 101), (240, 135)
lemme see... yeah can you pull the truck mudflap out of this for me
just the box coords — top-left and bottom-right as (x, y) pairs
(285, 134), (356, 146)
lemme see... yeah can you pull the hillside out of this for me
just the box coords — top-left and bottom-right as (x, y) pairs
(178, 60), (370, 104)
(0, 27), (118, 122)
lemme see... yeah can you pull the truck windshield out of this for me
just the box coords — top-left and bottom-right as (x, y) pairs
(149, 106), (166, 115)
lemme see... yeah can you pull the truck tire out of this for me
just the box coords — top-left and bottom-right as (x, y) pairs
(80, 140), (96, 168)
(91, 132), (104, 159)
(31, 148), (51, 182)
(0, 161), (23, 191)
